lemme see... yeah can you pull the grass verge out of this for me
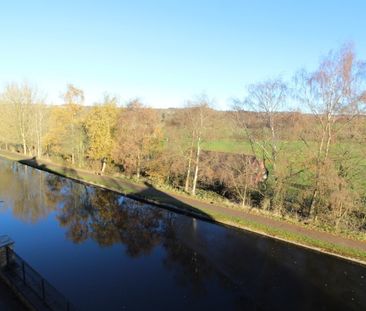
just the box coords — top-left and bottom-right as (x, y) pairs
(0, 150), (365, 265)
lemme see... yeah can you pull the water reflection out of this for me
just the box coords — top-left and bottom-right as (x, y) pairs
(55, 182), (222, 294)
(0, 159), (365, 311)
(0, 163), (57, 222)
(58, 187), (164, 255)
(0, 161), (222, 297)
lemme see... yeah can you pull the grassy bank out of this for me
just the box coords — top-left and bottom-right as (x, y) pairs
(0, 150), (366, 265)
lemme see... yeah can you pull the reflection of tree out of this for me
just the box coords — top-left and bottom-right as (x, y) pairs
(51, 176), (226, 294)
(105, 201), (162, 257)
(56, 182), (94, 244)
(0, 162), (57, 222)
(0, 160), (235, 301)
(57, 187), (164, 256)
(57, 186), (220, 295)
(55, 180), (225, 295)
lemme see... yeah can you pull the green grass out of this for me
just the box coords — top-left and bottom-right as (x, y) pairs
(202, 139), (254, 153)
(207, 210), (366, 263)
(182, 136), (366, 193)
(203, 138), (366, 192)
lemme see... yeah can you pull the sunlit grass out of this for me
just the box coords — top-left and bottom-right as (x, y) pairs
(203, 138), (366, 191)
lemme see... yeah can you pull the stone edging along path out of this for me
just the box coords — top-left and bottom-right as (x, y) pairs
(0, 150), (366, 265)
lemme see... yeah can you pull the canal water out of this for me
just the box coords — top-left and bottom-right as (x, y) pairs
(0, 158), (365, 310)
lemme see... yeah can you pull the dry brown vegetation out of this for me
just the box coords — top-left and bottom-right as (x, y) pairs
(0, 44), (365, 236)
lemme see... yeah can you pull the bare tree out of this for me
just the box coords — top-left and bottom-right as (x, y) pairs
(199, 151), (268, 207)
(234, 78), (287, 167)
(233, 78), (288, 212)
(182, 97), (214, 196)
(295, 44), (366, 219)
(0, 96), (15, 150)
(1, 82), (41, 155)
(31, 95), (48, 158)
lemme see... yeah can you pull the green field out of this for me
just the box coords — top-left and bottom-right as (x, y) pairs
(203, 138), (366, 192)
(202, 139), (254, 153)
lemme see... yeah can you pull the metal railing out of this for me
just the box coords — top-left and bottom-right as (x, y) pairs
(4, 247), (74, 311)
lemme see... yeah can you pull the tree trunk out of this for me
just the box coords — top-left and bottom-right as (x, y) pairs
(22, 136), (27, 155)
(101, 161), (106, 175)
(71, 122), (75, 165)
(241, 184), (248, 208)
(37, 134), (42, 158)
(35, 106), (43, 159)
(184, 134), (195, 192)
(335, 202), (343, 231)
(185, 148), (194, 192)
(269, 115), (277, 170)
(136, 153), (141, 179)
(78, 139), (84, 167)
(324, 121), (332, 161)
(184, 159), (192, 192)
(38, 124), (42, 158)
(191, 137), (201, 196)
(309, 187), (319, 220)
(309, 126), (327, 220)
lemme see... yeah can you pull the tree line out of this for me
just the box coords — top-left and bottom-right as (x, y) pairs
(0, 44), (365, 234)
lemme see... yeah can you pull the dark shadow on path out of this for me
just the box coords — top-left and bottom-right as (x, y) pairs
(17, 157), (213, 224)
(131, 181), (213, 221)
(19, 157), (81, 183)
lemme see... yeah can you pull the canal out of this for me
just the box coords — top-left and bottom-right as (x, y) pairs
(0, 158), (365, 310)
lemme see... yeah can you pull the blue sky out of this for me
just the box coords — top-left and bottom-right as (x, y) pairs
(0, 0), (365, 109)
